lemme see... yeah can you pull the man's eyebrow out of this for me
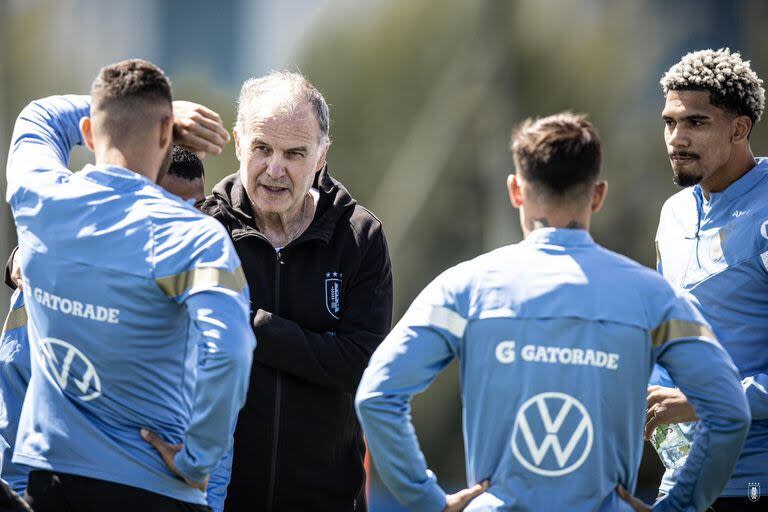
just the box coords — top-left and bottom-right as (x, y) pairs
(285, 145), (309, 153)
(661, 113), (711, 121)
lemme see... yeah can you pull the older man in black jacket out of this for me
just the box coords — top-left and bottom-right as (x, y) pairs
(201, 72), (393, 512)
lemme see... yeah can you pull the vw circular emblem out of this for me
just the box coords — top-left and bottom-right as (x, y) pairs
(511, 392), (593, 477)
(37, 337), (102, 402)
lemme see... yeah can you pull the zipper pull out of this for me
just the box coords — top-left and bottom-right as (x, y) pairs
(276, 251), (284, 264)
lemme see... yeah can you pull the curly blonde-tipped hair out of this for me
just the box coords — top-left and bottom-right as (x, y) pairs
(661, 48), (765, 124)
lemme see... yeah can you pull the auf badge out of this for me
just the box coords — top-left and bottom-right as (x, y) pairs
(324, 272), (343, 319)
(748, 482), (760, 503)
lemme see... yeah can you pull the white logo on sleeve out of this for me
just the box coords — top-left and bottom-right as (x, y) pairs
(748, 482), (760, 502)
(38, 338), (102, 401)
(511, 392), (593, 477)
(761, 219), (768, 240)
(324, 272), (343, 319)
(495, 341), (516, 363)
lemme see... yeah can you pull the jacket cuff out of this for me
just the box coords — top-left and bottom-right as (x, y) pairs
(407, 483), (447, 512)
(174, 448), (208, 486)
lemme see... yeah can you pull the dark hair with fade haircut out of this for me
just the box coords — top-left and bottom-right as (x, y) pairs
(511, 112), (601, 200)
(660, 48), (765, 126)
(90, 58), (172, 111)
(168, 145), (204, 181)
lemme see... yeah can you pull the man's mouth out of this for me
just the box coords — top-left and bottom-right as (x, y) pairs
(670, 153), (698, 163)
(260, 184), (288, 193)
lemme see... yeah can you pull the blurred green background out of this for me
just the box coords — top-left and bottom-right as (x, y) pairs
(2, 0), (767, 508)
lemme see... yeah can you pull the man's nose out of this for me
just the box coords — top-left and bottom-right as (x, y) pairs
(668, 125), (690, 148)
(265, 155), (286, 178)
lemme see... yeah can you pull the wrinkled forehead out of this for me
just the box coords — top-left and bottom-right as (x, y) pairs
(241, 98), (322, 142)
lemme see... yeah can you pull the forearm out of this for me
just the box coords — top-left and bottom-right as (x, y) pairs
(658, 340), (750, 510)
(205, 446), (233, 512)
(355, 319), (460, 512)
(6, 95), (89, 204)
(252, 309), (386, 392)
(174, 291), (255, 482)
(356, 393), (447, 512)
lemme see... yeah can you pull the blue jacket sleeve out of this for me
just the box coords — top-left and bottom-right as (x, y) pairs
(171, 281), (255, 484)
(6, 95), (89, 207)
(355, 269), (467, 512)
(652, 296), (750, 512)
(154, 219), (256, 485)
(205, 445), (233, 512)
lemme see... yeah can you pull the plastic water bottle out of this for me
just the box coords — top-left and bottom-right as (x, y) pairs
(651, 423), (691, 470)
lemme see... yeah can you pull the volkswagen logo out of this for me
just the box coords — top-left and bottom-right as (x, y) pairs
(37, 337), (101, 402)
(511, 392), (593, 477)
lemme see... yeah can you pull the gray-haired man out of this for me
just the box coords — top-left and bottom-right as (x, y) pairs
(201, 72), (393, 512)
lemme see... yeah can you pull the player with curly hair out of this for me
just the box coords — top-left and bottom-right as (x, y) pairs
(649, 48), (768, 510)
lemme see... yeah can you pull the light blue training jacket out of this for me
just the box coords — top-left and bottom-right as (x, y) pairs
(0, 290), (30, 492)
(653, 159), (768, 497)
(356, 228), (750, 512)
(5, 95), (255, 505)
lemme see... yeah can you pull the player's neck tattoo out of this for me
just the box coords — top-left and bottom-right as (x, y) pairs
(565, 220), (584, 229)
(528, 218), (584, 230)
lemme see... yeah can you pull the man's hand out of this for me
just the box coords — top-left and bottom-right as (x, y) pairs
(644, 385), (698, 440)
(444, 480), (490, 512)
(616, 485), (651, 512)
(140, 428), (208, 491)
(172, 101), (230, 157)
(10, 249), (22, 291)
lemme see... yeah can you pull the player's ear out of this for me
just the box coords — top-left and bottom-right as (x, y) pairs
(233, 128), (242, 161)
(508, 174), (524, 209)
(315, 140), (330, 173)
(732, 115), (752, 144)
(81, 117), (95, 152)
(158, 114), (173, 150)
(591, 180), (608, 213)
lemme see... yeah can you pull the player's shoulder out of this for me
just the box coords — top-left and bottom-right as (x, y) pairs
(593, 243), (668, 287)
(144, 187), (235, 274)
(595, 243), (694, 324)
(432, 244), (522, 293)
(660, 187), (696, 220)
(143, 185), (220, 229)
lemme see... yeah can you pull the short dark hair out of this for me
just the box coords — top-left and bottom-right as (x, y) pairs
(90, 59), (172, 111)
(168, 145), (204, 181)
(511, 112), (601, 199)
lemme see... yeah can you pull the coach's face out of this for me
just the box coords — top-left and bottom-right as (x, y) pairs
(662, 90), (740, 187)
(235, 102), (328, 217)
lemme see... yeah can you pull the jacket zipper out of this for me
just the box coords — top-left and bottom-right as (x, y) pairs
(266, 250), (284, 512)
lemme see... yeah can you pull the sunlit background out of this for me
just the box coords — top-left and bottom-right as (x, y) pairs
(2, 0), (767, 509)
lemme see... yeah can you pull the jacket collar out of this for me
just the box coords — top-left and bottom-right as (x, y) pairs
(80, 164), (155, 191)
(693, 157), (768, 207)
(210, 165), (356, 244)
(524, 227), (595, 247)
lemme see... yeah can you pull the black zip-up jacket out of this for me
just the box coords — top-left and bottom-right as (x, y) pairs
(201, 167), (393, 512)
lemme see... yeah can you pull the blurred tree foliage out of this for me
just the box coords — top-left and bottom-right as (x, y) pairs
(293, 0), (768, 497)
(3, 0), (768, 503)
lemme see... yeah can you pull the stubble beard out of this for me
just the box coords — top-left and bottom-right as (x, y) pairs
(671, 163), (704, 188)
